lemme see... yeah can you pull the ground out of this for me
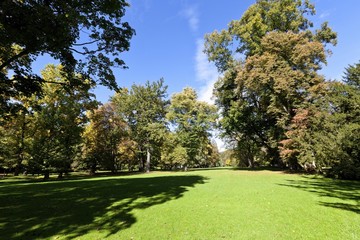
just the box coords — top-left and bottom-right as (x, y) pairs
(0, 168), (359, 239)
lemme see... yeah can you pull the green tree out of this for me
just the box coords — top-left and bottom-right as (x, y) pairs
(82, 103), (128, 174)
(0, 108), (33, 175)
(160, 132), (188, 170)
(112, 79), (168, 172)
(167, 87), (218, 170)
(205, 0), (336, 166)
(281, 62), (360, 179)
(29, 64), (96, 178)
(0, 91), (42, 175)
(0, 0), (134, 116)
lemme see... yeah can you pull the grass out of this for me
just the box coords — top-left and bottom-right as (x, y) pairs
(0, 168), (359, 239)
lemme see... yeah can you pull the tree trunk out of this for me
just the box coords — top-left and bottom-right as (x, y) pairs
(139, 158), (144, 172)
(145, 148), (150, 173)
(89, 162), (96, 175)
(15, 113), (27, 176)
(248, 158), (254, 168)
(44, 170), (50, 180)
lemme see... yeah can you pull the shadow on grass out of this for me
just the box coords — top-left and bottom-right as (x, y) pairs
(278, 176), (360, 214)
(231, 166), (286, 172)
(0, 174), (207, 239)
(188, 167), (235, 172)
(0, 171), (146, 185)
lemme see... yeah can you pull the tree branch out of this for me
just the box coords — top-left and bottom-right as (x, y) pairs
(70, 46), (107, 55)
(0, 49), (29, 71)
(73, 39), (100, 46)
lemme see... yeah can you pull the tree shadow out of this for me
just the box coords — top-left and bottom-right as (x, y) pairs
(0, 174), (207, 239)
(189, 167), (234, 172)
(231, 166), (286, 172)
(278, 176), (360, 214)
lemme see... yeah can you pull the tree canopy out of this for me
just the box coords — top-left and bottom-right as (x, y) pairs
(205, 0), (337, 168)
(0, 0), (134, 116)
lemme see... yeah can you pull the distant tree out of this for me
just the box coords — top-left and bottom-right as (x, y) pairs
(160, 132), (188, 170)
(118, 139), (139, 171)
(167, 87), (218, 170)
(219, 149), (238, 167)
(0, 107), (33, 175)
(82, 103), (127, 175)
(0, 0), (134, 116)
(112, 79), (168, 172)
(29, 64), (96, 179)
(344, 61), (360, 88)
(199, 140), (221, 167)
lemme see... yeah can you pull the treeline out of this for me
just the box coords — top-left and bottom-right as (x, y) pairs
(205, 0), (360, 179)
(1, 0), (359, 180)
(0, 65), (220, 178)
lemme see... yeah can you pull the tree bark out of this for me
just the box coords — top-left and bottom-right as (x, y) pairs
(145, 148), (151, 173)
(44, 170), (50, 180)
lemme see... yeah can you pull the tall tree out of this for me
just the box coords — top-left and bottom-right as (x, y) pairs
(205, 0), (336, 166)
(166, 87), (218, 170)
(82, 103), (128, 174)
(112, 79), (168, 172)
(0, 107), (33, 175)
(29, 64), (97, 178)
(0, 0), (134, 116)
(281, 62), (360, 179)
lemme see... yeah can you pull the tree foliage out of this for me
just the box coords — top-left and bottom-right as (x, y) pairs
(281, 62), (360, 179)
(29, 65), (97, 178)
(81, 103), (128, 174)
(112, 79), (169, 172)
(167, 87), (218, 169)
(0, 0), (134, 116)
(205, 0), (337, 167)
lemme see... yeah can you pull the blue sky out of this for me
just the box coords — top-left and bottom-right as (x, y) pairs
(90, 0), (360, 104)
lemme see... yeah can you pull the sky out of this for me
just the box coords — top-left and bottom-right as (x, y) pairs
(32, 0), (360, 150)
(89, 0), (360, 104)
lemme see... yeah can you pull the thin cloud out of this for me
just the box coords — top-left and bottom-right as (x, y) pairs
(319, 12), (330, 19)
(319, 9), (334, 19)
(195, 39), (219, 104)
(181, 6), (199, 32)
(195, 39), (225, 151)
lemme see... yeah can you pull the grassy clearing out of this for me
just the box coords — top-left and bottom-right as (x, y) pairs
(0, 168), (359, 239)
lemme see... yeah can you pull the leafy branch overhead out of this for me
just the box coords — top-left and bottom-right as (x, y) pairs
(0, 0), (135, 115)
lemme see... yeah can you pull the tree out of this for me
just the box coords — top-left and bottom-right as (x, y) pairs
(281, 62), (360, 179)
(117, 139), (139, 171)
(160, 132), (188, 170)
(0, 90), (42, 175)
(29, 64), (97, 178)
(204, 0), (336, 166)
(112, 79), (168, 172)
(0, 108), (32, 175)
(82, 103), (128, 174)
(204, 0), (335, 71)
(0, 0), (135, 116)
(166, 87), (218, 170)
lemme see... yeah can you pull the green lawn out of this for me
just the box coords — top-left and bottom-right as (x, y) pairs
(0, 168), (359, 239)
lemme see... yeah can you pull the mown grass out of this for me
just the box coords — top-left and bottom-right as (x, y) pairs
(0, 168), (359, 239)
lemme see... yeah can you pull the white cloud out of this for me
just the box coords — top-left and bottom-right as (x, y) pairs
(319, 11), (330, 19)
(181, 6), (199, 32)
(195, 39), (226, 151)
(195, 39), (219, 104)
(319, 9), (335, 19)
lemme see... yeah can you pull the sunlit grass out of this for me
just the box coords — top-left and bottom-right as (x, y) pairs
(0, 169), (359, 239)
